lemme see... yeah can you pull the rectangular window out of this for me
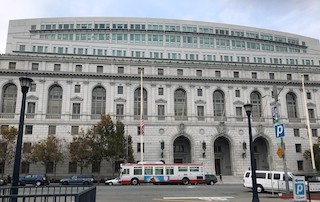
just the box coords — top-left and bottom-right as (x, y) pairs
(177, 69), (183, 76)
(158, 87), (164, 95)
(71, 126), (79, 135)
(48, 125), (56, 135)
(197, 106), (205, 121)
(97, 65), (103, 73)
(236, 107), (243, 121)
(235, 90), (240, 97)
(145, 167), (153, 175)
(196, 70), (202, 77)
(30, 83), (36, 92)
(118, 67), (124, 74)
(234, 71), (239, 78)
(74, 85), (81, 93)
(23, 142), (32, 153)
(9, 62), (16, 70)
(116, 104), (124, 120)
(27, 102), (36, 118)
(32, 63), (39, 71)
(54, 64), (61, 71)
(133, 167), (143, 175)
(197, 89), (203, 96)
(46, 162), (54, 173)
(118, 86), (123, 94)
(25, 125), (33, 135)
(304, 74), (309, 81)
(72, 103), (81, 120)
(252, 72), (257, 79)
(158, 105), (165, 120)
(312, 129), (317, 137)
(75, 65), (82, 72)
(295, 144), (302, 153)
(21, 161), (30, 174)
(269, 73), (275, 80)
(215, 71), (221, 77)
(166, 167), (174, 175)
(158, 68), (164, 75)
(68, 162), (77, 173)
(178, 167), (188, 172)
(137, 143), (145, 152)
(309, 109), (315, 120)
(287, 74), (292, 80)
(92, 162), (101, 173)
(294, 129), (300, 137)
(155, 167), (164, 175)
(307, 92), (312, 99)
(297, 161), (303, 171)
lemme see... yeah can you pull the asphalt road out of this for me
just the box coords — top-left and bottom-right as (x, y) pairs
(95, 184), (288, 202)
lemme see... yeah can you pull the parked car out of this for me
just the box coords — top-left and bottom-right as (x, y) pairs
(60, 175), (94, 185)
(105, 177), (121, 185)
(19, 174), (49, 186)
(205, 174), (218, 185)
(0, 178), (8, 186)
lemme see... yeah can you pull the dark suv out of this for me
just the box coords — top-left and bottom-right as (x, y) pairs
(60, 175), (94, 185)
(19, 174), (49, 186)
(205, 174), (217, 185)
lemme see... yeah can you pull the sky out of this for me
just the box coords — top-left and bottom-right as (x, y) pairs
(0, 0), (319, 54)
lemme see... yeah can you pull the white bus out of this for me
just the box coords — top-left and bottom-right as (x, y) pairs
(120, 162), (206, 185)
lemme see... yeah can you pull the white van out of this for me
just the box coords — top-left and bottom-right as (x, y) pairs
(243, 170), (294, 193)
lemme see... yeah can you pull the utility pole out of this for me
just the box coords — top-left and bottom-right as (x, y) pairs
(273, 84), (290, 194)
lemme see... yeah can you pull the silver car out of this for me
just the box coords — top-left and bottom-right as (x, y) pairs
(105, 177), (121, 185)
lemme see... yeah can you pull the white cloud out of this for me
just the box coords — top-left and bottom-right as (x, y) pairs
(0, 0), (319, 53)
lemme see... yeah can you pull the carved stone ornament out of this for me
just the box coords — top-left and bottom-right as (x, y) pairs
(179, 123), (185, 134)
(216, 122), (227, 134)
(255, 124), (264, 135)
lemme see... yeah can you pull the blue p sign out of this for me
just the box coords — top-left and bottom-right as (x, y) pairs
(275, 124), (285, 138)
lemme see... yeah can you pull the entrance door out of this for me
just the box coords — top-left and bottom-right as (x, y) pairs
(215, 159), (221, 175)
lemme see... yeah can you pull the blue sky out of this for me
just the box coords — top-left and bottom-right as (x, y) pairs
(0, 0), (319, 53)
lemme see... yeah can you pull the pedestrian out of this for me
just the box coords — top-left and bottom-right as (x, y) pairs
(219, 173), (223, 184)
(7, 174), (11, 183)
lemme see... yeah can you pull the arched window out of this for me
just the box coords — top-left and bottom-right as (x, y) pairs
(1, 84), (17, 114)
(286, 92), (297, 118)
(213, 90), (225, 118)
(91, 86), (106, 118)
(174, 89), (187, 120)
(134, 88), (147, 119)
(47, 85), (63, 118)
(250, 91), (262, 118)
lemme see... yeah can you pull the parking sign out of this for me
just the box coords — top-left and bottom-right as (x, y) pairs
(293, 176), (306, 201)
(275, 124), (285, 138)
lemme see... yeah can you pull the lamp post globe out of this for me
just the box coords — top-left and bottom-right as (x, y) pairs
(243, 103), (260, 202)
(11, 77), (33, 201)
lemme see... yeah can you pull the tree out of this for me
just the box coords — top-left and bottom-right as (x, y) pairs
(303, 143), (320, 171)
(28, 135), (64, 179)
(0, 126), (17, 177)
(69, 132), (91, 175)
(126, 135), (135, 163)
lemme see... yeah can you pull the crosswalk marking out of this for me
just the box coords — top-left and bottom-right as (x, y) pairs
(162, 196), (234, 201)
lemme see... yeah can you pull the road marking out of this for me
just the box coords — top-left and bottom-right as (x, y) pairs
(162, 197), (234, 201)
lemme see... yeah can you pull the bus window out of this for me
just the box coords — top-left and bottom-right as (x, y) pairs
(122, 168), (129, 175)
(166, 167), (174, 175)
(134, 167), (142, 175)
(178, 167), (188, 172)
(256, 173), (266, 179)
(155, 167), (164, 175)
(274, 173), (280, 180)
(144, 167), (153, 175)
(190, 166), (199, 172)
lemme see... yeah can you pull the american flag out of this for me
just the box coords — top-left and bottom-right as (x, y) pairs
(140, 119), (144, 135)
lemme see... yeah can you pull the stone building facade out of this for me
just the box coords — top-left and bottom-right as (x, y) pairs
(1, 17), (320, 178)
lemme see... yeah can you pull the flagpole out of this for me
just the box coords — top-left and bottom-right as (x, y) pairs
(301, 74), (316, 172)
(140, 68), (144, 162)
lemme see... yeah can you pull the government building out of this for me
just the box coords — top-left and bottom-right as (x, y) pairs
(1, 17), (320, 178)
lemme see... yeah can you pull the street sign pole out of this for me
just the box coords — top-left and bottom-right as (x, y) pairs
(273, 85), (290, 194)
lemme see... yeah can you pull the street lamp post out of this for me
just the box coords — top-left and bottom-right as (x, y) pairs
(11, 77), (33, 201)
(244, 103), (260, 202)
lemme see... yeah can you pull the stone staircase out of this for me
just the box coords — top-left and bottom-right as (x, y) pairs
(218, 175), (243, 184)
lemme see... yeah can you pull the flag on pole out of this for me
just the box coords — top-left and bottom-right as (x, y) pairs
(140, 119), (144, 135)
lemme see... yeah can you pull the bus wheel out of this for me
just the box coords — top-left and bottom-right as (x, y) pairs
(131, 178), (139, 185)
(182, 177), (189, 185)
(256, 185), (264, 193)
